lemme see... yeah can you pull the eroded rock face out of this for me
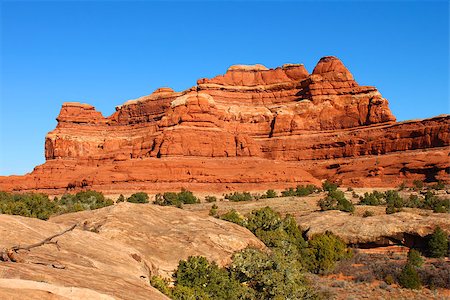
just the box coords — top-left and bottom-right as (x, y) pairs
(0, 56), (448, 193)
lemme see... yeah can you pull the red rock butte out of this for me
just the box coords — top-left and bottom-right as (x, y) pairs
(1, 56), (449, 194)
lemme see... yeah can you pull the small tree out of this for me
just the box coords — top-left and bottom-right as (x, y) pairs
(117, 194), (125, 203)
(407, 249), (423, 268)
(399, 263), (421, 289)
(427, 226), (449, 258)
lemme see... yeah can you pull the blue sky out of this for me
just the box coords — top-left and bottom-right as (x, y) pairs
(0, 1), (448, 175)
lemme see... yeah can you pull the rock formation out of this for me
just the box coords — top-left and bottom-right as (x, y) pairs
(0, 56), (448, 193)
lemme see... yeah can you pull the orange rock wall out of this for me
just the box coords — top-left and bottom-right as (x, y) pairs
(0, 56), (448, 193)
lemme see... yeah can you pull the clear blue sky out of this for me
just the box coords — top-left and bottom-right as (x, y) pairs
(0, 1), (448, 175)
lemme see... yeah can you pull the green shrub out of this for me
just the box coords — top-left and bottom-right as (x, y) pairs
(318, 190), (354, 213)
(209, 204), (218, 217)
(246, 206), (282, 232)
(58, 190), (113, 213)
(127, 192), (149, 204)
(362, 210), (374, 218)
(0, 192), (58, 220)
(173, 256), (249, 300)
(404, 194), (422, 208)
(177, 189), (198, 204)
(220, 209), (246, 227)
(427, 226), (449, 258)
(358, 191), (385, 206)
(281, 184), (318, 197)
(154, 189), (199, 206)
(384, 190), (403, 208)
(0, 190), (113, 220)
(204, 195), (217, 203)
(117, 194), (125, 203)
(407, 249), (423, 268)
(262, 189), (277, 199)
(150, 276), (172, 297)
(399, 263), (421, 289)
(322, 180), (339, 192)
(385, 205), (401, 214)
(224, 192), (253, 202)
(307, 232), (351, 274)
(230, 248), (317, 299)
(413, 180), (424, 190)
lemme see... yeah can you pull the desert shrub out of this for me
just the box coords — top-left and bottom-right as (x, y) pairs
(384, 190), (403, 208)
(154, 189), (199, 207)
(177, 189), (198, 204)
(0, 190), (114, 220)
(404, 194), (422, 208)
(399, 263), (421, 289)
(0, 192), (58, 220)
(281, 187), (296, 197)
(307, 232), (351, 274)
(422, 192), (449, 213)
(427, 226), (449, 258)
(281, 184), (318, 197)
(407, 249), (423, 268)
(385, 190), (404, 214)
(346, 187), (354, 192)
(59, 190), (113, 213)
(322, 180), (338, 192)
(204, 195), (217, 203)
(150, 276), (172, 297)
(358, 191), (385, 206)
(209, 204), (218, 217)
(231, 248), (317, 299)
(318, 190), (354, 213)
(127, 192), (149, 204)
(362, 210), (374, 218)
(172, 256), (251, 300)
(117, 194), (125, 203)
(413, 180), (424, 190)
(220, 209), (247, 227)
(261, 189), (277, 199)
(224, 191), (253, 202)
(398, 181), (407, 191)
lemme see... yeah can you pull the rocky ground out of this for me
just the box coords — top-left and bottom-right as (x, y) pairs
(0, 188), (449, 299)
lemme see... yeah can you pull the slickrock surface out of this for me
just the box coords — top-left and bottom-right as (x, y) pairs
(297, 210), (450, 245)
(0, 203), (264, 299)
(0, 214), (168, 300)
(50, 202), (265, 277)
(0, 56), (448, 193)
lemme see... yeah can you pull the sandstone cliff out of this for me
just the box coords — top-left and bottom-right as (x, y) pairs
(0, 56), (448, 193)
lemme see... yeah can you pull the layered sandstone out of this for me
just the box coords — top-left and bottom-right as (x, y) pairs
(0, 56), (448, 193)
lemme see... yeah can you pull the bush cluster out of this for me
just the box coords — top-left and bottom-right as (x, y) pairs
(220, 206), (351, 274)
(0, 190), (113, 220)
(58, 190), (113, 213)
(154, 189), (199, 207)
(126, 192), (149, 204)
(281, 184), (318, 197)
(359, 190), (449, 214)
(151, 253), (318, 300)
(224, 191), (253, 202)
(318, 190), (354, 213)
(0, 192), (58, 220)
